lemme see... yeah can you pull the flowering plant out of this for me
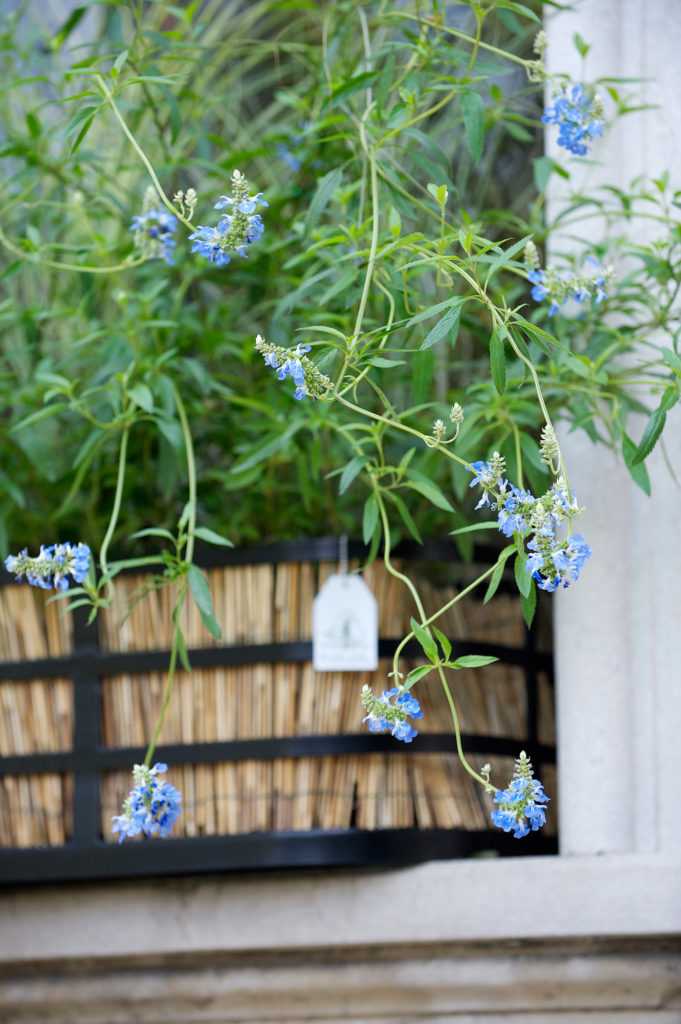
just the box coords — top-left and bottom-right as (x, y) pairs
(1, 1), (679, 840)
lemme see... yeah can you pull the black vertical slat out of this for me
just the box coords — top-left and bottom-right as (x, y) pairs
(70, 606), (101, 846)
(523, 622), (540, 773)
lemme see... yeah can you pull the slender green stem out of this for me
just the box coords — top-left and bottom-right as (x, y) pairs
(0, 224), (145, 274)
(438, 665), (491, 790)
(375, 489), (427, 622)
(336, 393), (473, 471)
(350, 117), (380, 350)
(95, 75), (194, 232)
(511, 420), (524, 489)
(387, 12), (530, 67)
(392, 560), (498, 683)
(99, 427), (130, 593)
(172, 383), (197, 564)
(144, 611), (183, 766)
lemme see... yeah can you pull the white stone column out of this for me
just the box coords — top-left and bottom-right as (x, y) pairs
(548, 0), (681, 856)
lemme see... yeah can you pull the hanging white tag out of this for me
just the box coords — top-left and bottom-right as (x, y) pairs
(312, 574), (378, 671)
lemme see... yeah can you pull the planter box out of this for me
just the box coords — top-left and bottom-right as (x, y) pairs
(0, 538), (556, 884)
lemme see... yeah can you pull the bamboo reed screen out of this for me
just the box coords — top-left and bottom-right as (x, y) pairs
(0, 551), (556, 851)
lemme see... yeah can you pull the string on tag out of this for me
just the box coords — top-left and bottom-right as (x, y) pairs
(339, 533), (349, 577)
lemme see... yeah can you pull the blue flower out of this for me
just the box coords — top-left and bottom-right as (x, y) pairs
(542, 84), (603, 157)
(361, 684), (423, 744)
(130, 207), (177, 264)
(528, 532), (591, 591)
(497, 486), (536, 538)
(468, 453), (507, 511)
(190, 170), (266, 268)
(5, 542), (91, 591)
(255, 334), (333, 401)
(112, 762), (182, 843)
(188, 225), (232, 266)
(490, 752), (549, 839)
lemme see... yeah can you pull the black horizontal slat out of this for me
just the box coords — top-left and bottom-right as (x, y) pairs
(0, 638), (552, 682)
(0, 827), (558, 885)
(0, 536), (509, 581)
(0, 733), (556, 776)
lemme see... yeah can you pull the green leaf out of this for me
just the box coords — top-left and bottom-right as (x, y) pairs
(339, 456), (366, 495)
(631, 390), (678, 464)
(490, 328), (506, 393)
(420, 303), (461, 350)
(405, 297), (462, 329)
(12, 403), (68, 432)
(514, 552), (532, 598)
(432, 626), (452, 661)
(386, 490), (423, 544)
(410, 617), (439, 663)
(112, 49), (129, 76)
(130, 527), (176, 542)
(452, 654), (499, 669)
(231, 421), (302, 473)
(462, 91), (485, 162)
(662, 348), (681, 377)
(622, 432), (651, 495)
(128, 384), (154, 412)
(407, 477), (454, 513)
(327, 70), (378, 106)
(362, 493), (379, 545)
(188, 564), (221, 640)
(51, 6), (87, 49)
(533, 156), (554, 193)
(449, 521), (499, 536)
(388, 206), (401, 237)
(175, 626), (191, 672)
(483, 545), (515, 604)
(369, 356), (406, 368)
(521, 582), (537, 628)
(573, 31), (590, 58)
(156, 416), (183, 451)
(403, 664), (433, 688)
(305, 168), (343, 235)
(194, 526), (233, 547)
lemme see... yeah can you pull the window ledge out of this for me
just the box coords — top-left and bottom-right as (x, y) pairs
(1, 853), (680, 965)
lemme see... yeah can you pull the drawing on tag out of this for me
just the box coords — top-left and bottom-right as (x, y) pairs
(312, 573), (378, 671)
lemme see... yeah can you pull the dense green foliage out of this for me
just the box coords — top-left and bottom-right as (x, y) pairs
(1, 0), (678, 560)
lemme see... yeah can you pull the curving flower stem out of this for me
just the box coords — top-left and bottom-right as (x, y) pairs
(438, 665), (492, 791)
(171, 382), (197, 564)
(98, 426), (130, 600)
(387, 12), (531, 69)
(140, 383), (198, 766)
(0, 224), (146, 275)
(144, 612), (183, 767)
(375, 487), (494, 792)
(375, 488), (427, 622)
(392, 560), (499, 684)
(95, 75), (194, 232)
(336, 393), (474, 471)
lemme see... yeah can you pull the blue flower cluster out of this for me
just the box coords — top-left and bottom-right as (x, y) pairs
(527, 255), (610, 317)
(5, 542), (91, 592)
(265, 342), (309, 400)
(470, 461), (591, 592)
(255, 334), (333, 400)
(361, 684), (423, 743)
(490, 751), (549, 839)
(542, 84), (603, 156)
(130, 205), (177, 265)
(112, 762), (182, 843)
(189, 169), (267, 267)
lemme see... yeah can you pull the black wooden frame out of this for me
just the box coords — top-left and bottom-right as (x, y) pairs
(0, 537), (557, 885)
